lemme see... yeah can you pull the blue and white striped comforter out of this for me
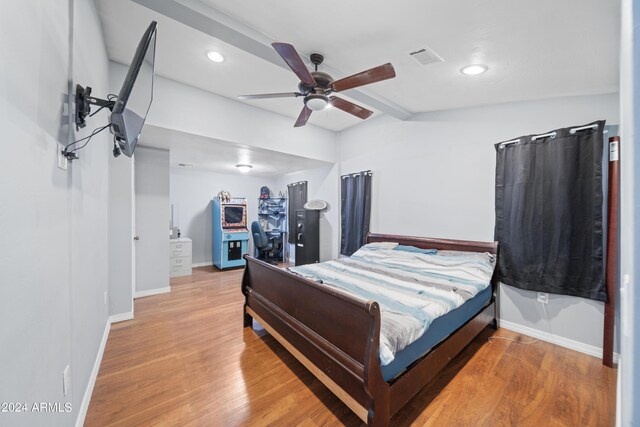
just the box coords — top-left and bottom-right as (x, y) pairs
(288, 242), (496, 365)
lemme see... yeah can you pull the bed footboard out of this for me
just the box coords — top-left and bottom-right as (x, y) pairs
(242, 256), (389, 425)
(242, 234), (499, 426)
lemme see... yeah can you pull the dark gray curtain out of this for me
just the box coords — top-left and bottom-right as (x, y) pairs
(494, 120), (606, 301)
(287, 181), (307, 243)
(341, 171), (372, 256)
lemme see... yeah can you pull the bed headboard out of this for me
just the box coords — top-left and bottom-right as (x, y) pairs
(366, 233), (498, 254)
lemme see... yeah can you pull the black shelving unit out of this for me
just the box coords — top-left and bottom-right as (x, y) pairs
(294, 209), (320, 266)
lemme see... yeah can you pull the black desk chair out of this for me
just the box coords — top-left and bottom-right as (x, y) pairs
(251, 221), (277, 263)
(268, 229), (284, 260)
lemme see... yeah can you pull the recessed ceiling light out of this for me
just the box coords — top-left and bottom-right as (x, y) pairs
(236, 164), (252, 173)
(460, 64), (488, 76)
(206, 51), (225, 63)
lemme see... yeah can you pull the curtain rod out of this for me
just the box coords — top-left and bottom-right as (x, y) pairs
(499, 124), (605, 148)
(570, 123), (599, 134)
(531, 131), (557, 141)
(287, 181), (307, 186)
(341, 170), (372, 179)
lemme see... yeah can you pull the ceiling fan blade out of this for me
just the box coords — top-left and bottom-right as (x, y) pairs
(238, 92), (302, 100)
(294, 105), (313, 127)
(329, 96), (373, 120)
(272, 42), (317, 86)
(330, 63), (396, 92)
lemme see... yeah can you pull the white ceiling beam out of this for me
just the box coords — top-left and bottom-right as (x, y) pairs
(132, 0), (412, 120)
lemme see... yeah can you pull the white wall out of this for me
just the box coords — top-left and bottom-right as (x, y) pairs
(275, 165), (341, 262)
(107, 61), (135, 318)
(109, 62), (338, 163)
(338, 93), (619, 352)
(69, 1), (111, 423)
(170, 168), (277, 265)
(0, 1), (110, 426)
(108, 152), (134, 317)
(619, 0), (640, 424)
(135, 147), (170, 293)
(111, 56), (340, 268)
(110, 59), (339, 269)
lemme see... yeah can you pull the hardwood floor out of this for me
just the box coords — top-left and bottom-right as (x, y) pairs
(85, 267), (617, 426)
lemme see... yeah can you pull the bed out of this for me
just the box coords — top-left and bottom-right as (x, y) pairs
(241, 233), (499, 426)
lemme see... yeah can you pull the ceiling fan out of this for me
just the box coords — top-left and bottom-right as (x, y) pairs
(238, 42), (396, 127)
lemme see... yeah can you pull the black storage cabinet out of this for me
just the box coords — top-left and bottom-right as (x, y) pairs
(294, 209), (320, 266)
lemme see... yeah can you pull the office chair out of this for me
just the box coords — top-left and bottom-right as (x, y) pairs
(251, 221), (276, 263)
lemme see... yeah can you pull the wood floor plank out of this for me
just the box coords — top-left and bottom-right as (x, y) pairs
(85, 267), (616, 426)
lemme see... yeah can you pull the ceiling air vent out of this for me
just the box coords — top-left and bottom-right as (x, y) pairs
(409, 47), (444, 66)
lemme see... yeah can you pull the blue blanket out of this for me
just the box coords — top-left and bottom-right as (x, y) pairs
(289, 242), (496, 365)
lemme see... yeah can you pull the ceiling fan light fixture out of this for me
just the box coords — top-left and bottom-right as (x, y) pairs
(206, 51), (225, 63)
(236, 164), (252, 173)
(304, 93), (329, 111)
(241, 42), (392, 126)
(460, 64), (488, 76)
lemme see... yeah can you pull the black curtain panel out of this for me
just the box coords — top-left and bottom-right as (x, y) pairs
(287, 181), (307, 244)
(341, 171), (372, 256)
(494, 120), (606, 301)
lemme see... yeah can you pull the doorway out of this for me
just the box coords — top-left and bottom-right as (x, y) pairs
(134, 147), (171, 296)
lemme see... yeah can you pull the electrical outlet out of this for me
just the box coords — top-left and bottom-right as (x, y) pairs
(57, 143), (68, 170)
(63, 365), (71, 396)
(537, 292), (549, 304)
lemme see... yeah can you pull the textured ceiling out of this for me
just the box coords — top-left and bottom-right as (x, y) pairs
(97, 0), (377, 131)
(197, 0), (620, 113)
(97, 0), (620, 132)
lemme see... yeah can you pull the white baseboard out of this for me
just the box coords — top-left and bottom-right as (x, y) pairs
(75, 319), (110, 427)
(616, 358), (622, 427)
(134, 286), (171, 298)
(109, 312), (134, 323)
(499, 319), (620, 363)
(192, 261), (213, 268)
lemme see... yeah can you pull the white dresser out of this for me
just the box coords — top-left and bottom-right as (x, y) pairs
(169, 237), (192, 277)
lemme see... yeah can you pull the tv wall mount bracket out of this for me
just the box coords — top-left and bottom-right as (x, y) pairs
(75, 84), (115, 129)
(61, 84), (118, 161)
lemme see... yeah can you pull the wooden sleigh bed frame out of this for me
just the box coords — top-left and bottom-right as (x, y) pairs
(241, 233), (499, 426)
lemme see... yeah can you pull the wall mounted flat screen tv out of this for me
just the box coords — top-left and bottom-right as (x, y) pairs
(111, 21), (157, 157)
